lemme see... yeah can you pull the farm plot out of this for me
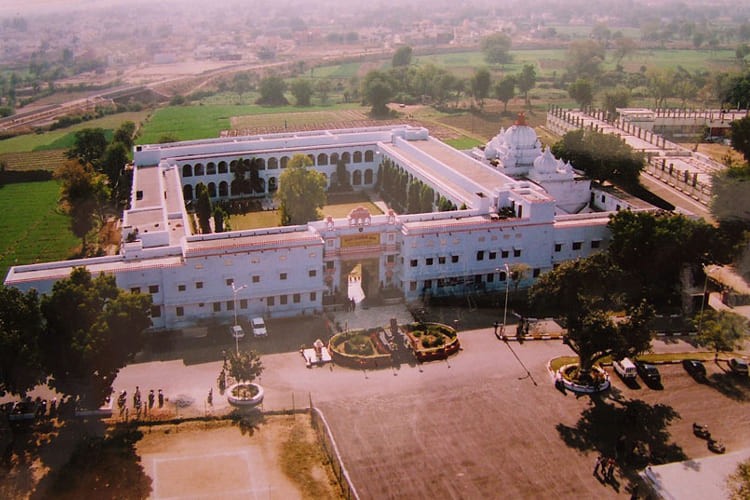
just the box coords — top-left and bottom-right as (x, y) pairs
(0, 181), (78, 280)
(0, 149), (67, 171)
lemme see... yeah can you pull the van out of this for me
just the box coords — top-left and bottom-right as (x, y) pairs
(613, 358), (637, 380)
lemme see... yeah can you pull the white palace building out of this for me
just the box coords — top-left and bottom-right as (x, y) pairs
(4, 115), (654, 330)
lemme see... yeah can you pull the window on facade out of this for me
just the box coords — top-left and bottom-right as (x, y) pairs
(476, 250), (485, 261)
(424, 279), (432, 289)
(227, 301), (234, 311)
(176, 306), (184, 317)
(213, 302), (221, 312)
(131, 287), (141, 294)
(572, 242), (582, 250)
(150, 305), (161, 318)
(240, 299), (248, 309)
(280, 295), (288, 305)
(309, 269), (317, 278)
(410, 281), (417, 291)
(437, 279), (445, 288)
(149, 285), (159, 294)
(438, 256), (446, 265)
(426, 258), (433, 266)
(293, 293), (301, 303)
(178, 284), (186, 292)
(591, 240), (601, 249)
(387, 255), (395, 264)
(267, 296), (275, 306)
(310, 292), (317, 301)
(501, 250), (509, 258)
(554, 243), (562, 252)
(280, 273), (287, 280)
(533, 268), (541, 278)
(410, 259), (418, 267)
(252, 275), (260, 283)
(499, 272), (507, 282)
(487, 273), (494, 283)
(326, 261), (334, 270)
(513, 249), (522, 257)
(196, 281), (203, 289)
(451, 255), (459, 263)
(489, 251), (497, 260)
(226, 278), (233, 286)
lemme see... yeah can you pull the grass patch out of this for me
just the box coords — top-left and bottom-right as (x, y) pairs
(227, 197), (382, 230)
(280, 418), (340, 499)
(0, 180), (78, 280)
(444, 136), (483, 149)
(549, 351), (734, 372)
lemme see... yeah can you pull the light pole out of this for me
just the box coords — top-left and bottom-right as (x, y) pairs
(502, 263), (511, 337)
(230, 282), (247, 354)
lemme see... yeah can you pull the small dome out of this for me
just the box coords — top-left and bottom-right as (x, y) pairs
(533, 146), (558, 173)
(502, 112), (539, 150)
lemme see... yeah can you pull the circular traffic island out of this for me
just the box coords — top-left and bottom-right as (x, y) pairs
(402, 322), (460, 362)
(226, 382), (264, 408)
(329, 329), (392, 369)
(557, 364), (610, 394)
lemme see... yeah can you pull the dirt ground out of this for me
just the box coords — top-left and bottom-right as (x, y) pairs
(136, 415), (339, 499)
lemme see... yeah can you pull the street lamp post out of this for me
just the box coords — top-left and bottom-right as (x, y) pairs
(496, 264), (510, 339)
(230, 282), (247, 354)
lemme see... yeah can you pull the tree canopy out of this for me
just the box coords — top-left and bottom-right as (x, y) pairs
(566, 40), (606, 79)
(480, 33), (512, 65)
(66, 128), (108, 169)
(568, 78), (594, 109)
(256, 75), (288, 106)
(0, 286), (45, 396)
(39, 267), (152, 406)
(516, 64), (536, 108)
(494, 75), (516, 113)
(551, 128), (644, 187)
(392, 45), (413, 67)
(290, 78), (313, 106)
(361, 70), (395, 116)
(470, 67), (491, 109)
(730, 116), (750, 163)
(692, 309), (748, 359)
(275, 154), (327, 225)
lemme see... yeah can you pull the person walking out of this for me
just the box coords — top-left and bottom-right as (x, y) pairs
(593, 455), (603, 476)
(606, 458), (616, 480)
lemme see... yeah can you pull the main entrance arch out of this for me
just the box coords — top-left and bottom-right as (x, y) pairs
(339, 258), (380, 303)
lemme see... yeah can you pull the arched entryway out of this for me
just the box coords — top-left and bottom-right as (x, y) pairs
(339, 258), (380, 306)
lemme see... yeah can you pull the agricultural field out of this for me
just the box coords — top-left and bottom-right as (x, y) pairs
(0, 111), (149, 155)
(0, 180), (78, 280)
(0, 149), (67, 171)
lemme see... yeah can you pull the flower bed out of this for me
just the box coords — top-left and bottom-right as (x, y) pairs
(227, 382), (264, 407)
(557, 364), (610, 394)
(403, 322), (460, 362)
(329, 329), (392, 369)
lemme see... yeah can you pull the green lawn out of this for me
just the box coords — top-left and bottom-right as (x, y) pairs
(0, 111), (149, 155)
(0, 180), (78, 280)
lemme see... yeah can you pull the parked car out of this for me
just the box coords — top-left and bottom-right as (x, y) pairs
(693, 423), (711, 439)
(729, 357), (749, 376)
(635, 360), (661, 386)
(708, 438), (726, 454)
(613, 358), (637, 380)
(682, 359), (706, 379)
(229, 324), (245, 340)
(250, 317), (267, 338)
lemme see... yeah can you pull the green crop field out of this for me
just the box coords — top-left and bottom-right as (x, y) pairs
(0, 111), (149, 155)
(0, 180), (78, 281)
(138, 102), (363, 143)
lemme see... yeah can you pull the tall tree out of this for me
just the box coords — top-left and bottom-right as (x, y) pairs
(566, 40), (606, 79)
(315, 79), (332, 104)
(516, 64), (536, 108)
(603, 86), (631, 116)
(480, 33), (512, 65)
(693, 310), (748, 360)
(113, 121), (136, 150)
(40, 267), (152, 407)
(275, 154), (327, 225)
(392, 45), (413, 67)
(55, 159), (110, 253)
(233, 72), (252, 100)
(568, 78), (594, 109)
(0, 286), (45, 396)
(290, 78), (314, 106)
(613, 36), (638, 65)
(256, 75), (288, 105)
(361, 70), (395, 116)
(195, 183), (212, 233)
(730, 116), (750, 162)
(470, 67), (491, 109)
(66, 128), (108, 169)
(494, 75), (516, 113)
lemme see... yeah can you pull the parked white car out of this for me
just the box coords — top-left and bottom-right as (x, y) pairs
(250, 317), (267, 338)
(613, 358), (637, 380)
(229, 324), (245, 339)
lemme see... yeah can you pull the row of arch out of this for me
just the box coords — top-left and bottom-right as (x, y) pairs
(182, 168), (377, 201)
(181, 150), (377, 178)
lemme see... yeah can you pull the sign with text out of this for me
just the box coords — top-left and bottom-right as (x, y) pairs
(341, 233), (381, 248)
